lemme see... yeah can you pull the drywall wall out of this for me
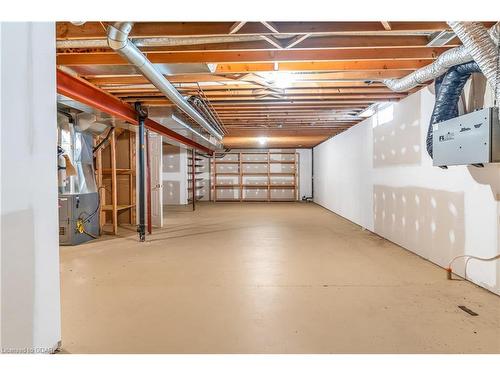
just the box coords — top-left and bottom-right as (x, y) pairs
(0, 23), (2, 349)
(297, 149), (312, 199)
(162, 143), (188, 205)
(1, 23), (61, 352)
(313, 85), (500, 296)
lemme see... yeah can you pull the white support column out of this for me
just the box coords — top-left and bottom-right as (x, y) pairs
(1, 22), (61, 353)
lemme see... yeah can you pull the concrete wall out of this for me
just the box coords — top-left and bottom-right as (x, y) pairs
(313, 85), (500, 296)
(1, 23), (61, 352)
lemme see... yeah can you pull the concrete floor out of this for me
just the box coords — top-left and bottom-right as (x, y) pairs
(60, 202), (500, 353)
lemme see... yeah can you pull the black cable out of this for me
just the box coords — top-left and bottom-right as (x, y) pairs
(93, 127), (114, 154)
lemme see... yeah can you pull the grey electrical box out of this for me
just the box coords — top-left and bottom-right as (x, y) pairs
(59, 192), (99, 246)
(433, 107), (500, 167)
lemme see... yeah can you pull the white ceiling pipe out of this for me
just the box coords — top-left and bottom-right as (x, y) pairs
(383, 23), (499, 92)
(107, 22), (223, 141)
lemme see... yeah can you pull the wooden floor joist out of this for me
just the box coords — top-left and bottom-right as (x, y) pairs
(56, 20), (469, 147)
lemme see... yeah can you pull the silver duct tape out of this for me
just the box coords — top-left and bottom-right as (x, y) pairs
(383, 23), (499, 93)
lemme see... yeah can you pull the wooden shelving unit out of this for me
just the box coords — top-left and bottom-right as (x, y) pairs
(212, 151), (298, 202)
(94, 128), (136, 235)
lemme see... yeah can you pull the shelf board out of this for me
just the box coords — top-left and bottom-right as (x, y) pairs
(269, 161), (295, 164)
(270, 185), (296, 189)
(241, 161), (268, 164)
(215, 172), (240, 175)
(101, 204), (135, 211)
(240, 152), (269, 155)
(215, 184), (239, 188)
(243, 185), (269, 188)
(242, 172), (268, 176)
(270, 172), (296, 176)
(216, 160), (240, 164)
(101, 168), (135, 175)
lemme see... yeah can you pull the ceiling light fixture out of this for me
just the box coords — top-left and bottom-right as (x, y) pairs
(258, 137), (268, 146)
(267, 71), (295, 88)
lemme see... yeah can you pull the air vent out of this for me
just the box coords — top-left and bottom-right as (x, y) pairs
(427, 30), (457, 47)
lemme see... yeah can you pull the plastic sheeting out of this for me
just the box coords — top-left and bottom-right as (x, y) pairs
(58, 114), (97, 194)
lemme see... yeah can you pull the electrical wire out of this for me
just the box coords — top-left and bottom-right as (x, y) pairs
(447, 254), (500, 280)
(93, 126), (114, 154)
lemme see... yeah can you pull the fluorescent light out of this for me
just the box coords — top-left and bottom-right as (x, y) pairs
(267, 71), (295, 88)
(258, 137), (268, 146)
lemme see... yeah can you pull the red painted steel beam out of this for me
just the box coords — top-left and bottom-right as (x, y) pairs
(57, 68), (137, 123)
(56, 68), (213, 154)
(144, 118), (212, 154)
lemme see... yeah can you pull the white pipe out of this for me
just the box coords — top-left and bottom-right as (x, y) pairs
(107, 22), (223, 141)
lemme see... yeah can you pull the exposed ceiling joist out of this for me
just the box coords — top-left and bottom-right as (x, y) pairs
(57, 46), (450, 65)
(57, 21), (469, 39)
(56, 20), (464, 148)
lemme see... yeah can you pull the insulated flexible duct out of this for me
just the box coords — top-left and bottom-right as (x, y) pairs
(107, 22), (223, 142)
(383, 23), (499, 93)
(448, 22), (499, 106)
(426, 61), (481, 157)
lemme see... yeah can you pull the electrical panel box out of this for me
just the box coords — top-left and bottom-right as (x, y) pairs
(59, 192), (99, 245)
(433, 107), (500, 167)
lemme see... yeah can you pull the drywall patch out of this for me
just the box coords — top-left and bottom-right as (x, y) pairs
(373, 95), (421, 168)
(373, 185), (465, 269)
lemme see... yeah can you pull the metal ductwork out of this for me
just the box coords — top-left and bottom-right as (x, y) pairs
(426, 61), (482, 158)
(187, 96), (225, 135)
(383, 22), (499, 95)
(106, 22), (223, 142)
